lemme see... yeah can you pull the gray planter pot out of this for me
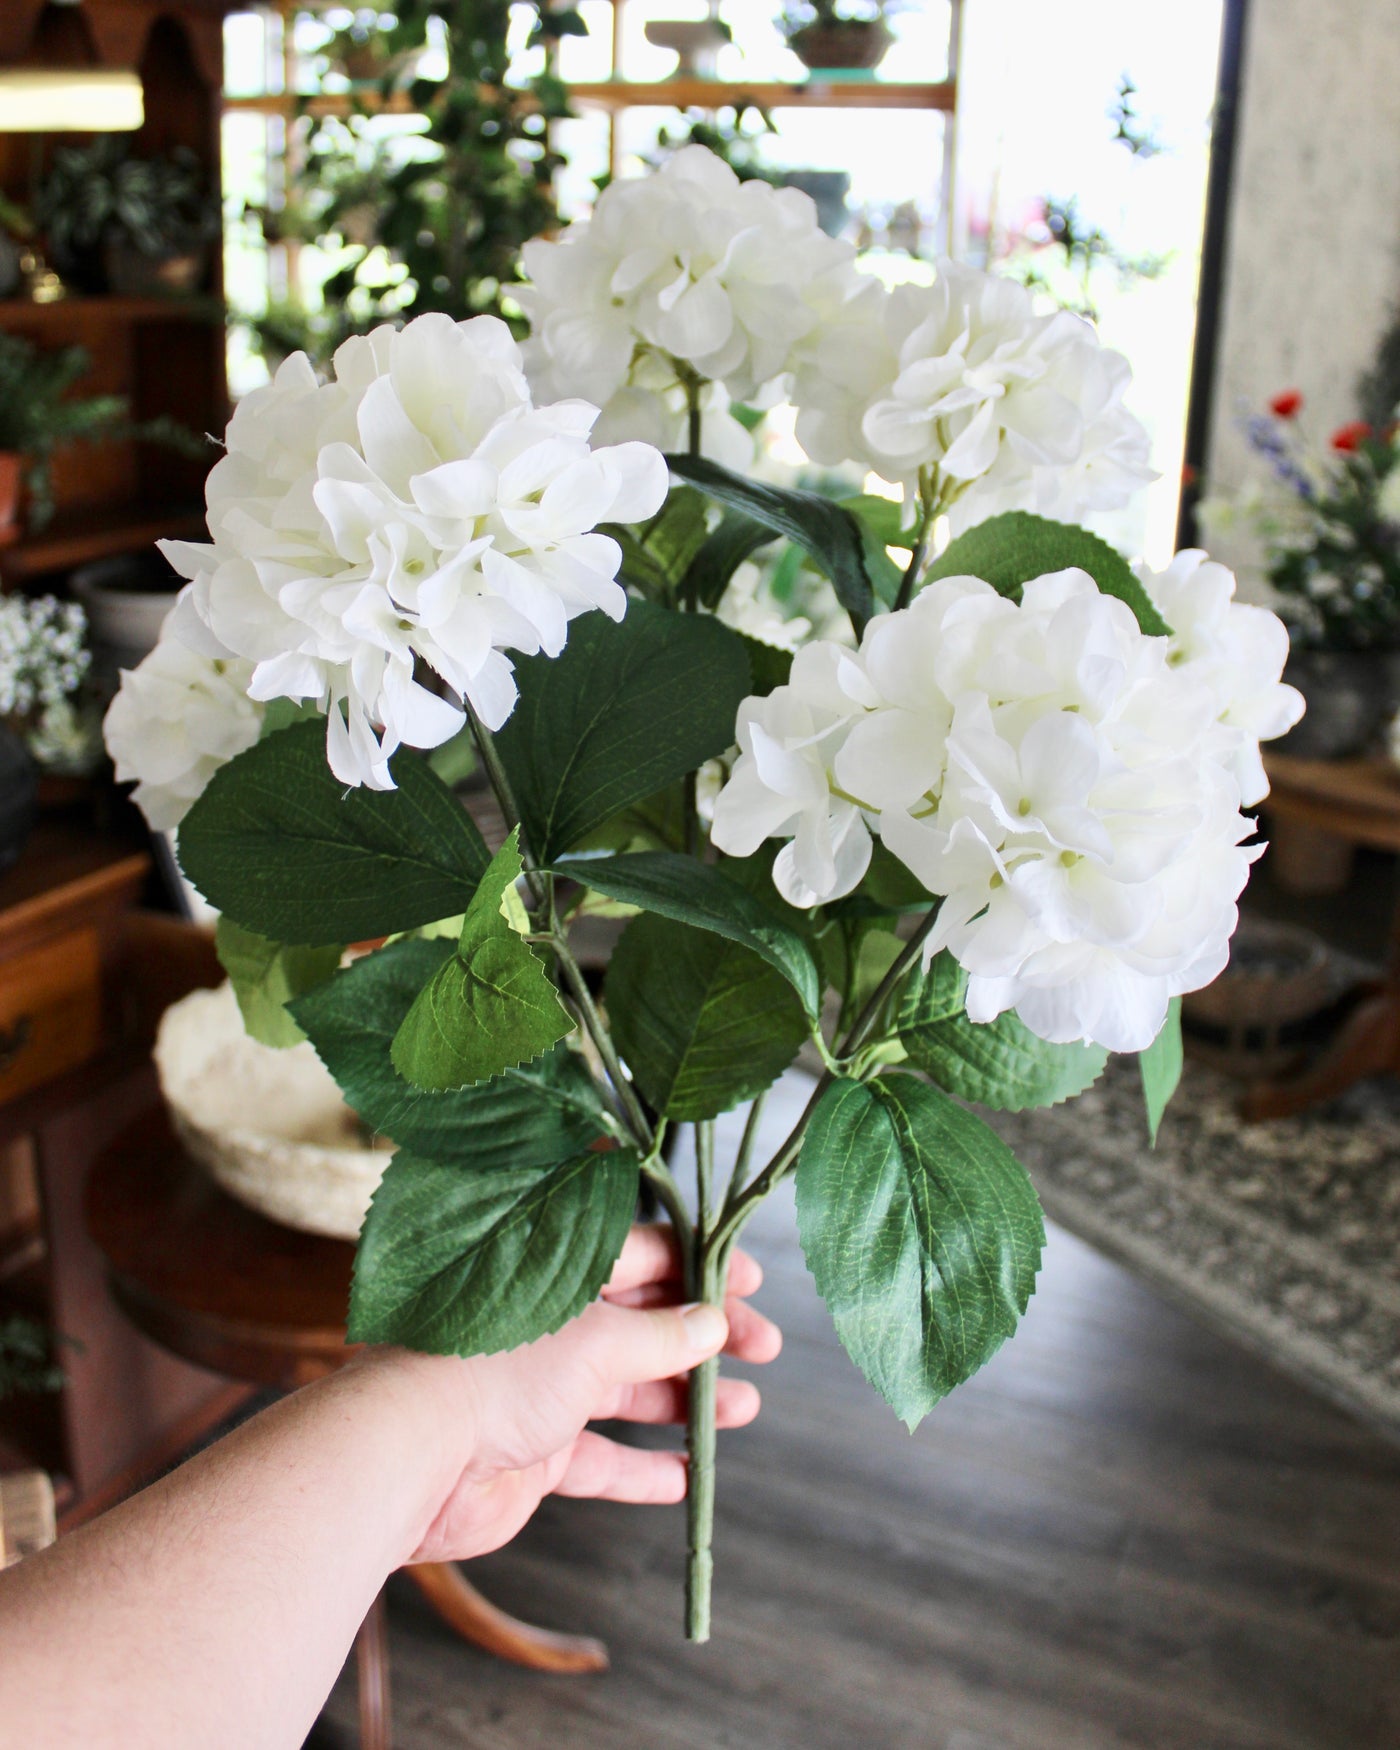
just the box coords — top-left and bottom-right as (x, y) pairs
(1276, 648), (1397, 759)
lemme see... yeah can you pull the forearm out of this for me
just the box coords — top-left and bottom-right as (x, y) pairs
(0, 1353), (447, 1750)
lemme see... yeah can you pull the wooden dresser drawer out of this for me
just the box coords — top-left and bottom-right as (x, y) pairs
(0, 930), (102, 1107)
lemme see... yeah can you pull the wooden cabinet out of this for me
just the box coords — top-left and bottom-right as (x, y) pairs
(0, 0), (231, 586)
(0, 828), (245, 1514)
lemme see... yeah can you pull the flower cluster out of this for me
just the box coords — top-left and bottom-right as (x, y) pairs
(712, 562), (1299, 1053)
(521, 148), (1153, 535)
(791, 263), (1155, 532)
(518, 145), (860, 457)
(0, 594), (89, 721)
(134, 312), (666, 796)
(103, 590), (263, 830)
(1200, 389), (1400, 652)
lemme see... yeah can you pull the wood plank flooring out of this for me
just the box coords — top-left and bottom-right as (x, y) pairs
(312, 1111), (1400, 1750)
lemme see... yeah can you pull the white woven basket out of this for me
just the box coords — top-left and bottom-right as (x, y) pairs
(154, 982), (391, 1241)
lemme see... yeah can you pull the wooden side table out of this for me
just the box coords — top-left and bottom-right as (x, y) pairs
(85, 1104), (607, 1750)
(1247, 753), (1400, 1118)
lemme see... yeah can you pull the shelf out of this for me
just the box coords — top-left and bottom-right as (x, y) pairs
(566, 78), (956, 112)
(0, 296), (223, 326)
(222, 77), (956, 118)
(0, 504), (206, 583)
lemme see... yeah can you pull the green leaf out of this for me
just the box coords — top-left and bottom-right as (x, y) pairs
(348, 1143), (639, 1353)
(178, 719), (491, 946)
(840, 493), (915, 550)
(214, 918), (342, 1049)
(817, 919), (904, 1035)
(606, 913), (809, 1121)
(1138, 997), (1183, 1145)
(292, 936), (605, 1165)
(494, 599), (751, 860)
(683, 507), (777, 609)
(603, 486), (710, 602)
(666, 452), (878, 634)
(900, 995), (1107, 1112)
(390, 831), (573, 1092)
(796, 1075), (1045, 1429)
(923, 510), (1170, 637)
(259, 697), (323, 739)
(554, 851), (822, 1016)
(738, 632), (794, 697)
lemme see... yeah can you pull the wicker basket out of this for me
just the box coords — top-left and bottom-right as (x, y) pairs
(154, 982), (391, 1241)
(1182, 918), (1336, 1079)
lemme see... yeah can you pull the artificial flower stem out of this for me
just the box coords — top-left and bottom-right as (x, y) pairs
(465, 708), (546, 910)
(684, 1240), (725, 1642)
(546, 902), (656, 1153)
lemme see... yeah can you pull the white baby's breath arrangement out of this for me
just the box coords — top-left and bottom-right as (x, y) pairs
(105, 146), (1302, 1641)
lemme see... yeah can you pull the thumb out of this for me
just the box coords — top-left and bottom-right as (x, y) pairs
(570, 1299), (729, 1390)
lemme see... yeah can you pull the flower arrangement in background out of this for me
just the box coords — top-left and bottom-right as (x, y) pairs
(105, 146), (1301, 1644)
(1200, 390), (1400, 652)
(0, 594), (93, 771)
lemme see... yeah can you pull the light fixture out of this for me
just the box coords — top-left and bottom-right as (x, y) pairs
(0, 69), (144, 133)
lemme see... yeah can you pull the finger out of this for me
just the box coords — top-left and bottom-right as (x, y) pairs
(566, 1298), (728, 1389)
(603, 1234), (763, 1301)
(552, 1431), (689, 1504)
(722, 1296), (783, 1364)
(600, 1375), (761, 1428)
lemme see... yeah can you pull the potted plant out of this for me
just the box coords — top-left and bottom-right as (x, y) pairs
(0, 332), (202, 541)
(779, 1), (897, 72)
(34, 139), (220, 298)
(1200, 392), (1400, 757)
(0, 594), (90, 869)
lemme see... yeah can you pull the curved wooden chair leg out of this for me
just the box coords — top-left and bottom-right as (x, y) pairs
(407, 1561), (609, 1675)
(1240, 990), (1400, 1120)
(355, 1591), (392, 1750)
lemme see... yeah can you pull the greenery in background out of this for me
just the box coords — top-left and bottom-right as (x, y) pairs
(0, 1316), (66, 1402)
(0, 333), (204, 530)
(35, 138), (221, 273)
(648, 104), (784, 188)
(1009, 75), (1169, 321)
(252, 0), (582, 360)
(778, 0), (898, 30)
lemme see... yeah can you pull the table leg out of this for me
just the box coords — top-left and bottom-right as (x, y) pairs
(407, 1562), (609, 1674)
(355, 1590), (392, 1750)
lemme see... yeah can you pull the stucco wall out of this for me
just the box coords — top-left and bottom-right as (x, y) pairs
(1205, 0), (1400, 593)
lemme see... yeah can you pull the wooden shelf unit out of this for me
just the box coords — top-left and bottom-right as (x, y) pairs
(0, 502), (206, 585)
(566, 77), (957, 113)
(0, 1), (230, 581)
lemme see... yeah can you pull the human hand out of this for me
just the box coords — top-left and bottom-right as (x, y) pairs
(360, 1225), (782, 1567)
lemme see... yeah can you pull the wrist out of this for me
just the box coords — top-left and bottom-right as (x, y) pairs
(335, 1347), (483, 1569)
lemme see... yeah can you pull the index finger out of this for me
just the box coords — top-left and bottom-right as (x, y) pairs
(603, 1224), (763, 1299)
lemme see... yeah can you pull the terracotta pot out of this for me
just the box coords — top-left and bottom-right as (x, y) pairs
(788, 19), (893, 71)
(0, 452), (22, 548)
(103, 239), (208, 299)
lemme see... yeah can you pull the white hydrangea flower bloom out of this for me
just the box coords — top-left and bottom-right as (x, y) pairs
(711, 640), (881, 908)
(1135, 549), (1304, 806)
(519, 145), (860, 445)
(103, 589), (264, 830)
(793, 262), (1155, 532)
(712, 567), (1295, 1054)
(155, 313), (667, 790)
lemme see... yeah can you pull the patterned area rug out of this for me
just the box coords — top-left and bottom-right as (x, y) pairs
(989, 1059), (1400, 1442)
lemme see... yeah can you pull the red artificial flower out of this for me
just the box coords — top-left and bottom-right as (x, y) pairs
(1269, 389), (1303, 419)
(1331, 420), (1373, 453)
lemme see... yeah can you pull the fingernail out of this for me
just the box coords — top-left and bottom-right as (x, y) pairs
(680, 1303), (727, 1352)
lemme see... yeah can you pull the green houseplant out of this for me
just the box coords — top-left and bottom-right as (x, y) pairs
(34, 138), (220, 297)
(0, 332), (205, 537)
(779, 1), (897, 72)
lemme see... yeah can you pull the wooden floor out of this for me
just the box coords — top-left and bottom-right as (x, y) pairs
(313, 1183), (1400, 1750)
